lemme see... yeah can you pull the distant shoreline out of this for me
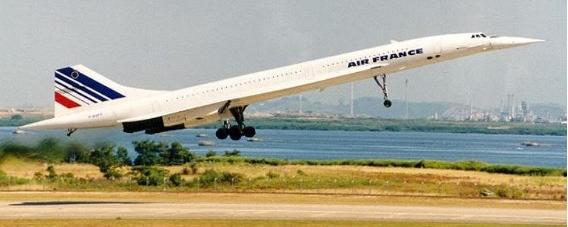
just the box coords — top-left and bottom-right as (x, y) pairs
(1, 116), (566, 136)
(197, 117), (567, 136)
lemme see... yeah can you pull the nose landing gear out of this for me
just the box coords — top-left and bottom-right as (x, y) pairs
(373, 74), (392, 108)
(215, 105), (256, 140)
(66, 128), (77, 137)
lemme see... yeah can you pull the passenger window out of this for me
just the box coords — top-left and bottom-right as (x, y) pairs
(480, 34), (487, 38)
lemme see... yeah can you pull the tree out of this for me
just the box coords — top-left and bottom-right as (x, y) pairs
(37, 138), (65, 161)
(64, 143), (91, 163)
(133, 140), (167, 166)
(162, 142), (195, 165)
(116, 147), (132, 166)
(89, 144), (120, 173)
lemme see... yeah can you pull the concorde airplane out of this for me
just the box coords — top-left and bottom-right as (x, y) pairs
(21, 32), (542, 140)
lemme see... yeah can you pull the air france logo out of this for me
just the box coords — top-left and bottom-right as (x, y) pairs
(348, 48), (424, 68)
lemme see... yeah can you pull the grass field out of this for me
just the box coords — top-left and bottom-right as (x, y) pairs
(0, 219), (563, 227)
(0, 156), (565, 201)
(0, 157), (565, 226)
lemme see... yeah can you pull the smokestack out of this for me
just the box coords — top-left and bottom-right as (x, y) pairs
(507, 94), (512, 120)
(511, 94), (515, 118)
(350, 83), (354, 117)
(469, 100), (473, 120)
(405, 79), (409, 120)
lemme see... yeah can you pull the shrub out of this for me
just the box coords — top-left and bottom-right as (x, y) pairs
(219, 172), (243, 185)
(47, 165), (57, 180)
(495, 187), (523, 199)
(103, 169), (122, 180)
(453, 160), (487, 171)
(132, 166), (169, 186)
(190, 162), (199, 174)
(181, 167), (191, 175)
(10, 114), (23, 120)
(59, 173), (74, 179)
(0, 172), (29, 186)
(224, 149), (240, 157)
(245, 158), (287, 166)
(266, 171), (279, 179)
(169, 173), (183, 186)
(33, 172), (43, 181)
(196, 169), (219, 188)
(384, 125), (401, 132)
(205, 150), (216, 157)
(193, 169), (243, 188)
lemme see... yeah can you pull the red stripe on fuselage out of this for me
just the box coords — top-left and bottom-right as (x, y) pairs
(55, 91), (81, 108)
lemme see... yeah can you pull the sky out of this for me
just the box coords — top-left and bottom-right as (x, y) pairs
(0, 0), (566, 109)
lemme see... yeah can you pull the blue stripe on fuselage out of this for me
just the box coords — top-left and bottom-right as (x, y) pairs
(57, 67), (125, 100)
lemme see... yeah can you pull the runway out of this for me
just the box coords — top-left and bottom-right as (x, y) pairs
(0, 201), (565, 225)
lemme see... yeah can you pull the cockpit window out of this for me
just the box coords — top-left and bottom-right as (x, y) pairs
(472, 33), (488, 38)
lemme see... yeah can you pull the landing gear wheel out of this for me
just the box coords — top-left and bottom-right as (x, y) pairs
(243, 126), (256, 138)
(373, 74), (392, 108)
(229, 125), (242, 140)
(216, 128), (229, 140)
(218, 105), (257, 140)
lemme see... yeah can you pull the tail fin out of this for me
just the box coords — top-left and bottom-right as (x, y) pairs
(53, 64), (163, 117)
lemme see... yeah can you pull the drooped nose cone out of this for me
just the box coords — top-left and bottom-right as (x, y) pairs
(490, 36), (544, 49)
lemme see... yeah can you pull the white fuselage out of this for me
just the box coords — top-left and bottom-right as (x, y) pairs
(22, 33), (542, 131)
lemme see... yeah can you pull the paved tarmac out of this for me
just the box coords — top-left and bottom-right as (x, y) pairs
(0, 201), (565, 224)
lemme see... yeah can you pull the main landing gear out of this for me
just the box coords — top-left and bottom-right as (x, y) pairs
(215, 105), (256, 140)
(373, 74), (392, 108)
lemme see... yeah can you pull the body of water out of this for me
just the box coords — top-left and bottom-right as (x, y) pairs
(1, 127), (566, 167)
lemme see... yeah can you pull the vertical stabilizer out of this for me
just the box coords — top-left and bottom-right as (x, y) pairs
(53, 65), (163, 117)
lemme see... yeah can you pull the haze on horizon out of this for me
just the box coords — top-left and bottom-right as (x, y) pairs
(1, 0), (565, 110)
